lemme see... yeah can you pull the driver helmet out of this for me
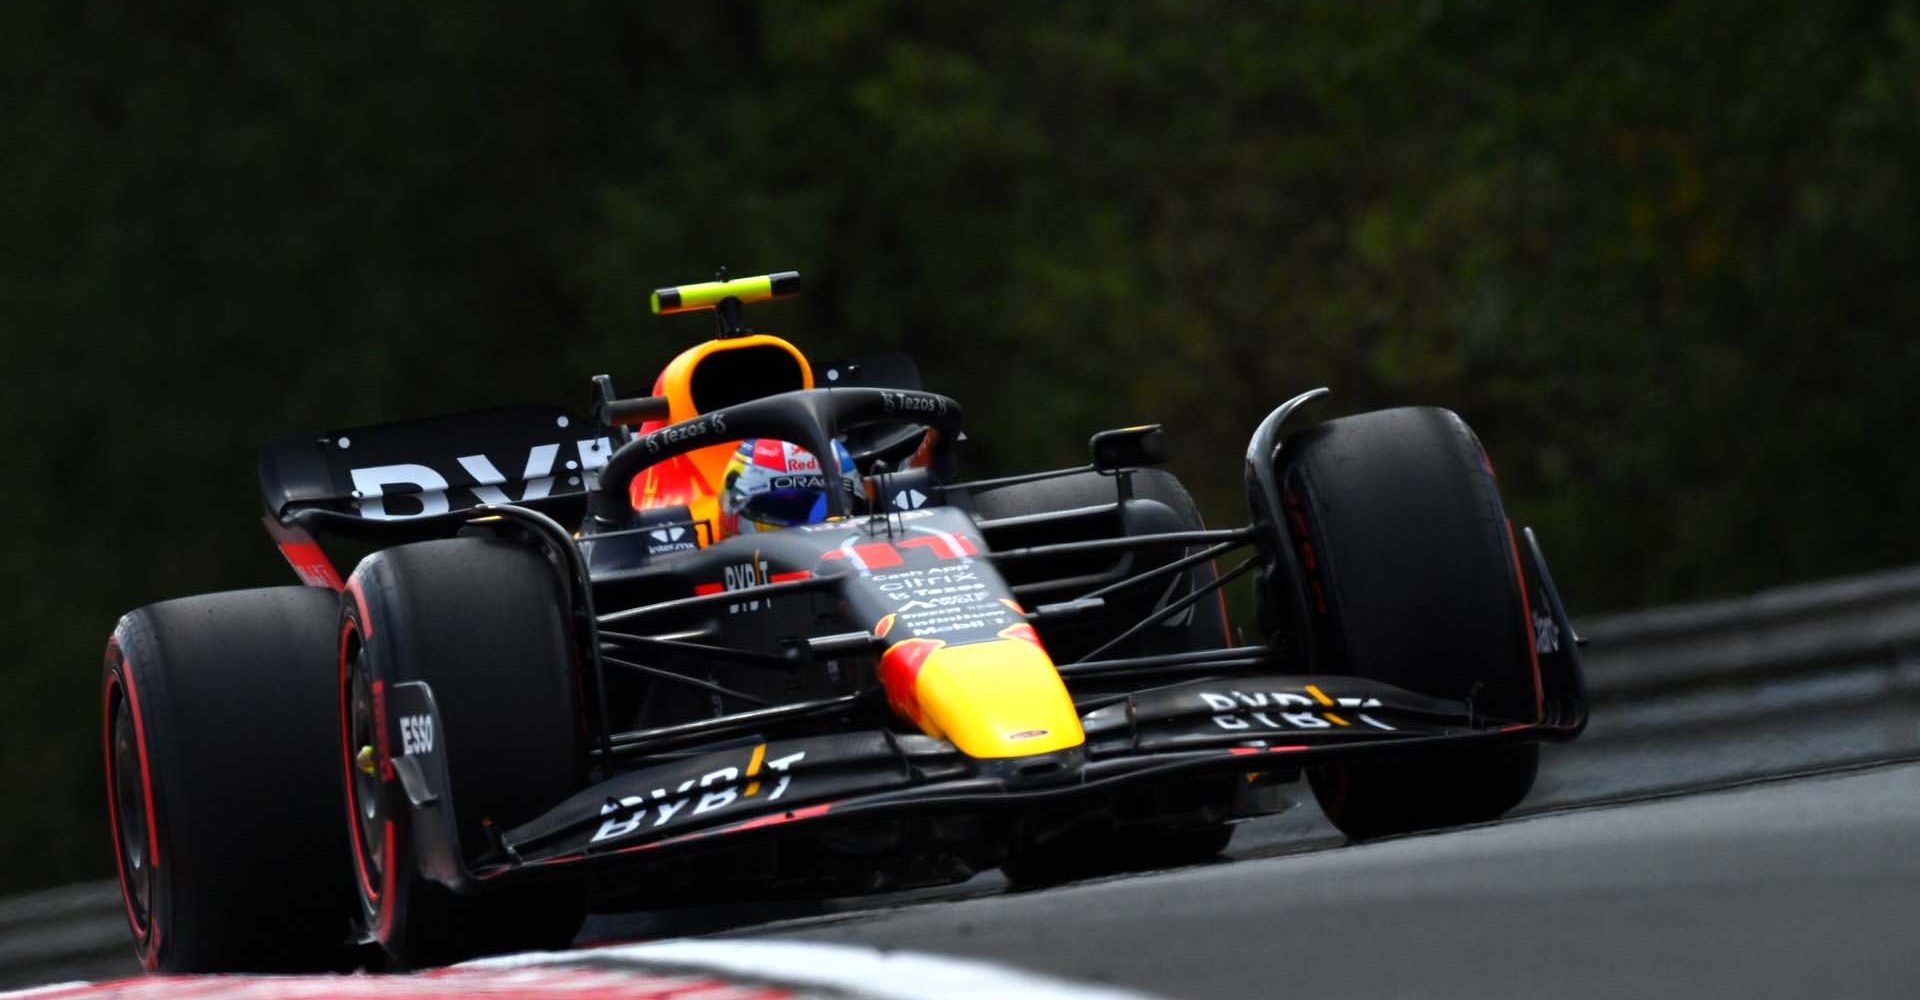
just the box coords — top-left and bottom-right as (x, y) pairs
(720, 438), (859, 536)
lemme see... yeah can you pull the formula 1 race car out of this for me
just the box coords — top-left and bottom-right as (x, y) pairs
(103, 270), (1587, 973)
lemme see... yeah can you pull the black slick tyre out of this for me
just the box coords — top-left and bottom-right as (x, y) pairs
(1275, 406), (1543, 840)
(340, 536), (586, 969)
(103, 586), (357, 973)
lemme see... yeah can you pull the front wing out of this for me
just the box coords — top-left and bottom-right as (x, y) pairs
(384, 672), (1576, 891)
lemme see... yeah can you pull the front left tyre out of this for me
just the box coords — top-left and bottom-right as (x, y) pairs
(103, 586), (358, 973)
(340, 536), (587, 969)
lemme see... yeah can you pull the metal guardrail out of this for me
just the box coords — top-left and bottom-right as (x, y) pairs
(8, 562), (1920, 988)
(1580, 563), (1920, 699)
(0, 880), (132, 988)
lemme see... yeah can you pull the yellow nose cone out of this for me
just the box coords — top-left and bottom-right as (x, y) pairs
(909, 637), (1085, 758)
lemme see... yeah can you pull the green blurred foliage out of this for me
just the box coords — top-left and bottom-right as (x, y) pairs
(3, 0), (1917, 892)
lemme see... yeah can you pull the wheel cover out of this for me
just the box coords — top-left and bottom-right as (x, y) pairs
(109, 695), (152, 932)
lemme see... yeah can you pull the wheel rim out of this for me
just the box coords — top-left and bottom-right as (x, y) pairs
(344, 641), (384, 903)
(109, 692), (152, 933)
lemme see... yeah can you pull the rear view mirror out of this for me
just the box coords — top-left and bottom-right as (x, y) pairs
(1090, 425), (1169, 472)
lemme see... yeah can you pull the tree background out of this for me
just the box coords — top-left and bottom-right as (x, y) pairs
(3, 0), (1917, 893)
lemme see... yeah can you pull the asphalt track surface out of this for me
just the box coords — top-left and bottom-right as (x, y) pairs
(11, 761), (1919, 998)
(13, 667), (1919, 996)
(729, 759), (1920, 999)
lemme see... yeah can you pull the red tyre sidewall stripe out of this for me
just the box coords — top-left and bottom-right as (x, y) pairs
(342, 574), (402, 947)
(370, 676), (397, 945)
(340, 618), (382, 906)
(103, 662), (139, 947)
(377, 819), (398, 943)
(104, 637), (163, 968)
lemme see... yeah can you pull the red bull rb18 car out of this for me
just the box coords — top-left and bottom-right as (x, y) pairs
(102, 270), (1587, 972)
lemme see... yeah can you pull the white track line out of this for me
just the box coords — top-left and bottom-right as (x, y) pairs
(467, 938), (1168, 1000)
(0, 939), (1168, 1000)
(0, 985), (92, 999)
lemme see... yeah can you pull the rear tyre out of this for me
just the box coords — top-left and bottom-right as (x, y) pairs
(103, 587), (357, 973)
(1275, 407), (1542, 840)
(341, 537), (587, 969)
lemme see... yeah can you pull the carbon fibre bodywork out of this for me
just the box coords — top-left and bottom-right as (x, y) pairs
(274, 452), (1585, 902)
(257, 360), (1586, 905)
(103, 277), (1592, 973)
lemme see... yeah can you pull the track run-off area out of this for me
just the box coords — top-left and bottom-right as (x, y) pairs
(9, 755), (1917, 998)
(726, 758), (1920, 999)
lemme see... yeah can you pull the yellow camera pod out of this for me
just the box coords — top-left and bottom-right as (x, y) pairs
(650, 271), (803, 315)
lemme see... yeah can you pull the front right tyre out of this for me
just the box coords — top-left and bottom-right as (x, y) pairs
(1273, 406), (1544, 841)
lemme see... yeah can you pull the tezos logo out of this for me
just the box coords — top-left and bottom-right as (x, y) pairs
(881, 391), (943, 415)
(642, 413), (727, 454)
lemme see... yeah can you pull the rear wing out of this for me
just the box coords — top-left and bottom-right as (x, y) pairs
(257, 352), (923, 586)
(257, 404), (617, 587)
(259, 405), (615, 585)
